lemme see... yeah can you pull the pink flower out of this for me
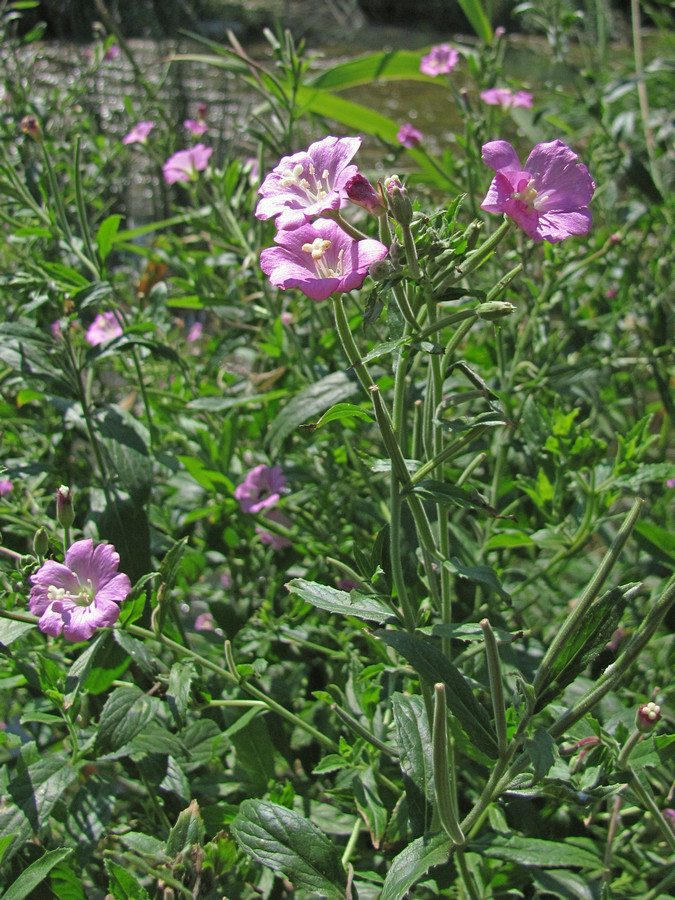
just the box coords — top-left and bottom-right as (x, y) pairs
(187, 321), (203, 342)
(0, 480), (12, 496)
(397, 122), (423, 148)
(104, 44), (120, 61)
(86, 311), (123, 345)
(480, 139), (595, 243)
(480, 88), (533, 110)
(260, 219), (388, 301)
(255, 136), (361, 229)
(162, 144), (213, 184)
(420, 44), (459, 77)
(235, 464), (287, 514)
(194, 612), (216, 631)
(666, 478), (675, 489)
(123, 121), (154, 145)
(257, 508), (293, 550)
(29, 538), (131, 641)
(184, 119), (208, 136)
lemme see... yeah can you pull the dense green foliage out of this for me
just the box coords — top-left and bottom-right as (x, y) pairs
(0, 1), (673, 897)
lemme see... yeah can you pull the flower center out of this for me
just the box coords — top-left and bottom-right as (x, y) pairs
(279, 162), (331, 203)
(511, 178), (539, 210)
(48, 579), (95, 608)
(302, 238), (343, 278)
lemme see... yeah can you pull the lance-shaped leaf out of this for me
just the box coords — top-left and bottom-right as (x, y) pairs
(267, 370), (360, 455)
(231, 800), (347, 899)
(2, 847), (73, 900)
(380, 831), (453, 900)
(376, 630), (499, 758)
(392, 693), (435, 836)
(287, 578), (397, 624)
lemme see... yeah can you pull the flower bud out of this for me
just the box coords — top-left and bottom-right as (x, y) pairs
(56, 485), (74, 529)
(636, 701), (661, 733)
(478, 301), (516, 320)
(384, 175), (413, 226)
(19, 115), (43, 143)
(369, 259), (396, 281)
(345, 174), (386, 216)
(33, 526), (49, 558)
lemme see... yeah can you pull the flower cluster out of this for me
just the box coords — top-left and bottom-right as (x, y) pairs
(256, 136), (389, 301)
(480, 88), (533, 110)
(29, 538), (131, 641)
(235, 465), (292, 550)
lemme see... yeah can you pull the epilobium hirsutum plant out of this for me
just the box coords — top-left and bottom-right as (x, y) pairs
(0, 13), (673, 898)
(229, 123), (675, 898)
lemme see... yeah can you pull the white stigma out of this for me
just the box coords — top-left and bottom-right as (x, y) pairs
(278, 159), (329, 202)
(47, 579), (95, 608)
(511, 179), (539, 210)
(302, 239), (342, 278)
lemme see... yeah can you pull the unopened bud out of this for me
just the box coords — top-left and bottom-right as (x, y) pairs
(384, 175), (413, 226)
(369, 259), (395, 281)
(33, 526), (49, 558)
(636, 701), (661, 733)
(478, 301), (516, 320)
(345, 174), (385, 216)
(56, 484), (74, 529)
(19, 115), (42, 143)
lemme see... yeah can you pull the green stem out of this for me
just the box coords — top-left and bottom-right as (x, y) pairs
(533, 498), (644, 698)
(332, 295), (376, 394)
(125, 623), (339, 751)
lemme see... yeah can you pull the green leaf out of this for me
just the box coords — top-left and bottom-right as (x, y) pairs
(96, 214), (122, 263)
(531, 868), (595, 900)
(231, 800), (347, 899)
(376, 629), (499, 758)
(48, 862), (87, 900)
(187, 389), (286, 411)
(0, 755), (78, 863)
(95, 685), (161, 753)
(443, 557), (511, 605)
(392, 693), (434, 836)
(308, 49), (441, 91)
(524, 728), (559, 783)
(106, 860), (151, 900)
(0, 620), (34, 649)
(229, 714), (277, 793)
(353, 769), (388, 849)
(301, 401), (373, 432)
(535, 585), (633, 710)
(457, 0), (493, 42)
(93, 406), (152, 505)
(267, 370), (360, 455)
(380, 831), (453, 900)
(476, 834), (600, 868)
(64, 631), (108, 710)
(119, 831), (167, 858)
(286, 578), (397, 624)
(165, 799), (205, 857)
(1, 847), (72, 900)
(167, 661), (195, 728)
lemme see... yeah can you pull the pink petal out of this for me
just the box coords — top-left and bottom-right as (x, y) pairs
(481, 141), (520, 172)
(525, 140), (595, 210)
